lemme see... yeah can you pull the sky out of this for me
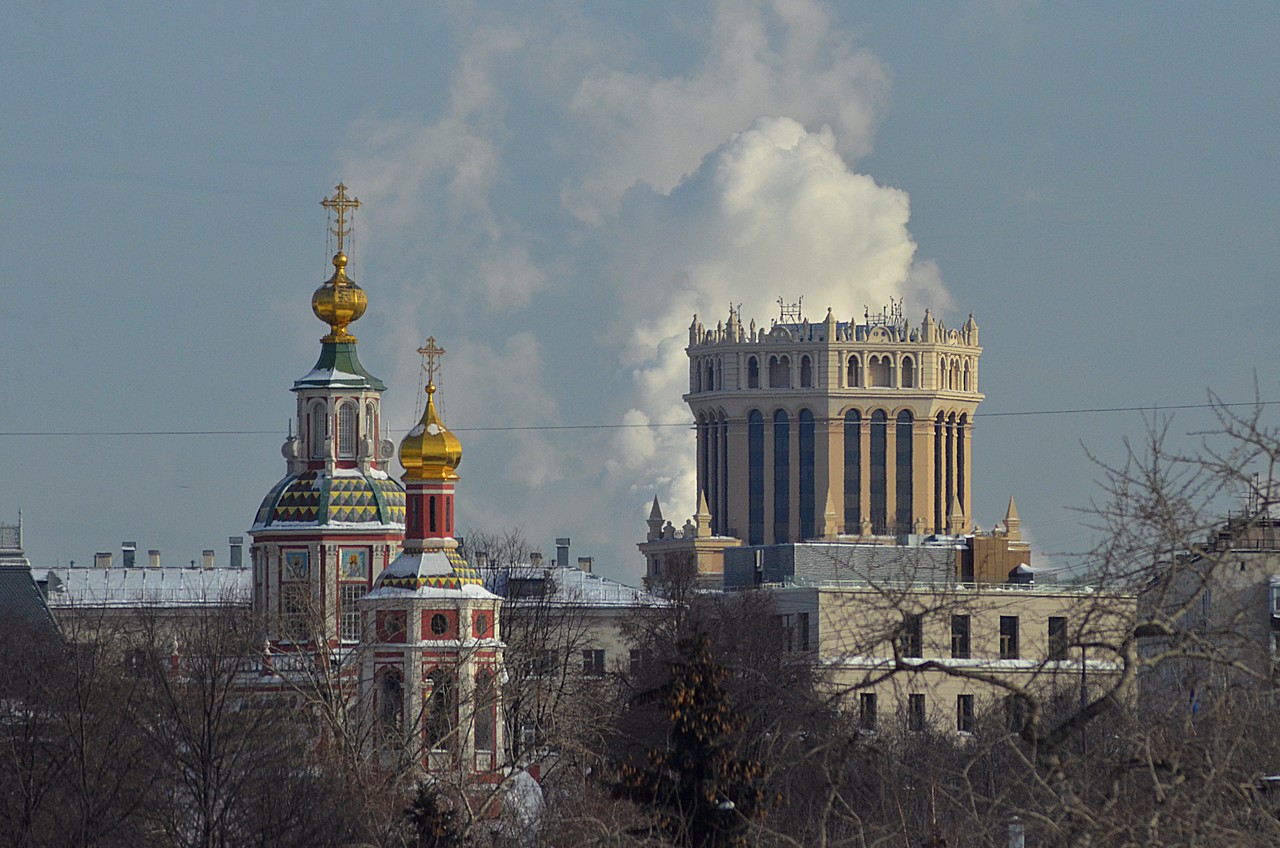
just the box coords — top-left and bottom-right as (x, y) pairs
(4, 1), (1279, 581)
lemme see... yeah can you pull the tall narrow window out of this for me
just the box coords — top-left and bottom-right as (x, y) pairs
(799, 409), (815, 539)
(847, 355), (860, 387)
(958, 414), (968, 514)
(896, 411), (913, 534)
(337, 402), (357, 458)
(705, 361), (714, 392)
(474, 672), (496, 751)
(844, 410), (862, 533)
(902, 613), (923, 658)
(340, 584), (367, 642)
(428, 496), (437, 533)
(951, 614), (971, 659)
(718, 416), (729, 535)
(378, 671), (404, 741)
(908, 694), (926, 732)
(773, 410), (790, 543)
(859, 693), (877, 732)
(869, 410), (887, 534)
(1000, 616), (1020, 660)
(957, 694), (975, 734)
(934, 413), (945, 533)
(946, 413), (956, 526)
(799, 355), (813, 387)
(747, 357), (760, 389)
(901, 356), (915, 388)
(1048, 617), (1069, 661)
(310, 403), (327, 459)
(707, 417), (718, 534)
(748, 411), (764, 545)
(426, 672), (454, 751)
(365, 402), (376, 445)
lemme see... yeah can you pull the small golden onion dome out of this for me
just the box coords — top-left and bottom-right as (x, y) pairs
(399, 384), (462, 481)
(311, 252), (368, 342)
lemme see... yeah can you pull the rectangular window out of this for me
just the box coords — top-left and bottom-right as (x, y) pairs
(798, 612), (811, 652)
(999, 615), (1020, 660)
(339, 584), (367, 642)
(908, 693), (926, 732)
(957, 694), (975, 734)
(281, 584), (310, 643)
(859, 692), (877, 732)
(951, 614), (971, 659)
(902, 614), (923, 658)
(1048, 617), (1069, 661)
(629, 649), (643, 676)
(582, 649), (606, 677)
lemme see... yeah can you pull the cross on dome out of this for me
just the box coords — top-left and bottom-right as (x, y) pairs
(418, 337), (445, 388)
(321, 183), (361, 257)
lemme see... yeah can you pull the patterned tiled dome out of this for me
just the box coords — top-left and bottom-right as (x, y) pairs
(253, 470), (406, 529)
(375, 546), (484, 592)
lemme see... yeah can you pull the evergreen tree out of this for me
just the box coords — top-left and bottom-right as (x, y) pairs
(618, 634), (765, 848)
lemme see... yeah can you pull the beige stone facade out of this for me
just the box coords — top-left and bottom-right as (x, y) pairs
(776, 582), (1136, 733)
(686, 302), (983, 546)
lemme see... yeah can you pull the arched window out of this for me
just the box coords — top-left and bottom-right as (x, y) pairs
(870, 410), (888, 534)
(365, 402), (376, 445)
(705, 361), (715, 392)
(769, 355), (791, 389)
(748, 411), (764, 545)
(901, 356), (915, 388)
(951, 360), (961, 391)
(799, 356), (813, 388)
(773, 410), (790, 543)
(747, 357), (760, 389)
(844, 410), (861, 533)
(337, 402), (357, 458)
(799, 409), (815, 539)
(847, 356), (861, 387)
(310, 403), (327, 459)
(869, 356), (890, 387)
(940, 356), (949, 389)
(962, 361), (971, 392)
(958, 413), (968, 514)
(426, 671), (454, 751)
(946, 413), (957, 527)
(896, 411), (914, 534)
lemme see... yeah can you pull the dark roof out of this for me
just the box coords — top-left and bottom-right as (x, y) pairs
(0, 564), (58, 631)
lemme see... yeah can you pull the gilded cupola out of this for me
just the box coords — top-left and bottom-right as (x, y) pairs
(399, 337), (461, 481)
(311, 183), (367, 342)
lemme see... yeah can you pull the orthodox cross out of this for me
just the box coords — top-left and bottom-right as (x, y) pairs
(320, 183), (361, 255)
(418, 337), (445, 387)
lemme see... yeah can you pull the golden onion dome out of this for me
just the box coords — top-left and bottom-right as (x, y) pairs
(311, 252), (368, 342)
(399, 384), (462, 481)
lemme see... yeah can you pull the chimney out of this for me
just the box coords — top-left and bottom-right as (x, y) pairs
(121, 542), (137, 569)
(202, 549), (215, 570)
(578, 556), (593, 574)
(530, 551), (543, 567)
(148, 549), (161, 568)
(94, 551), (113, 569)
(555, 538), (571, 568)
(229, 536), (244, 569)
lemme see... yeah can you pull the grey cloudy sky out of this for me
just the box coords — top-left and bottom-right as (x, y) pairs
(4, 1), (1278, 580)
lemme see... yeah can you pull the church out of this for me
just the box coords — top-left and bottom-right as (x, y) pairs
(248, 185), (503, 775)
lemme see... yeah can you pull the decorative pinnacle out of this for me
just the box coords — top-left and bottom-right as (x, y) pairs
(417, 337), (445, 389)
(321, 183), (361, 257)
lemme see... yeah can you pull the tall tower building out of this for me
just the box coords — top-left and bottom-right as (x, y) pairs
(686, 300), (982, 545)
(250, 185), (406, 648)
(359, 340), (505, 775)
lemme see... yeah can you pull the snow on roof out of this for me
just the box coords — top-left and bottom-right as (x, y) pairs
(39, 567), (251, 609)
(486, 563), (665, 609)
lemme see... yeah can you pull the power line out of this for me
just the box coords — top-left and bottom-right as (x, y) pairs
(0, 399), (1274, 438)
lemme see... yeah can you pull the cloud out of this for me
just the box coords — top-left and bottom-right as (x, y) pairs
(604, 116), (950, 519)
(563, 0), (890, 223)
